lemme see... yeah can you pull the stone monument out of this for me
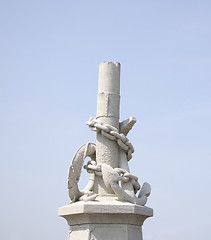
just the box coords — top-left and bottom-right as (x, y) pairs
(58, 62), (153, 240)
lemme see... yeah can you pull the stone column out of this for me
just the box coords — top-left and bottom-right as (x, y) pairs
(95, 62), (120, 195)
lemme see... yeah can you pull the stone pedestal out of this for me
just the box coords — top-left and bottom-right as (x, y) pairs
(58, 197), (153, 240)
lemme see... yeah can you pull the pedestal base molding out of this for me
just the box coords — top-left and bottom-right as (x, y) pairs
(58, 198), (153, 240)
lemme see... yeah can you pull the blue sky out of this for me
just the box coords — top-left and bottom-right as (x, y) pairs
(0, 1), (211, 239)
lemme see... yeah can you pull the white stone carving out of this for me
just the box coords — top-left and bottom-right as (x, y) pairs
(68, 143), (97, 202)
(86, 117), (134, 160)
(59, 199), (153, 240)
(67, 62), (151, 206)
(102, 164), (151, 206)
(59, 62), (153, 240)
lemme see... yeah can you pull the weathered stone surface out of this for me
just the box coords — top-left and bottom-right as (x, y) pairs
(59, 62), (153, 239)
(58, 198), (153, 240)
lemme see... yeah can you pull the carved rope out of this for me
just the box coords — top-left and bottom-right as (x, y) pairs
(84, 160), (140, 193)
(86, 117), (135, 161)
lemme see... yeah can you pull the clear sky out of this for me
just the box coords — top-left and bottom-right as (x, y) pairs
(0, 1), (211, 239)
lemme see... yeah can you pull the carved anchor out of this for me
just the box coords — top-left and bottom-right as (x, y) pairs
(68, 143), (97, 202)
(102, 164), (151, 206)
(67, 62), (151, 206)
